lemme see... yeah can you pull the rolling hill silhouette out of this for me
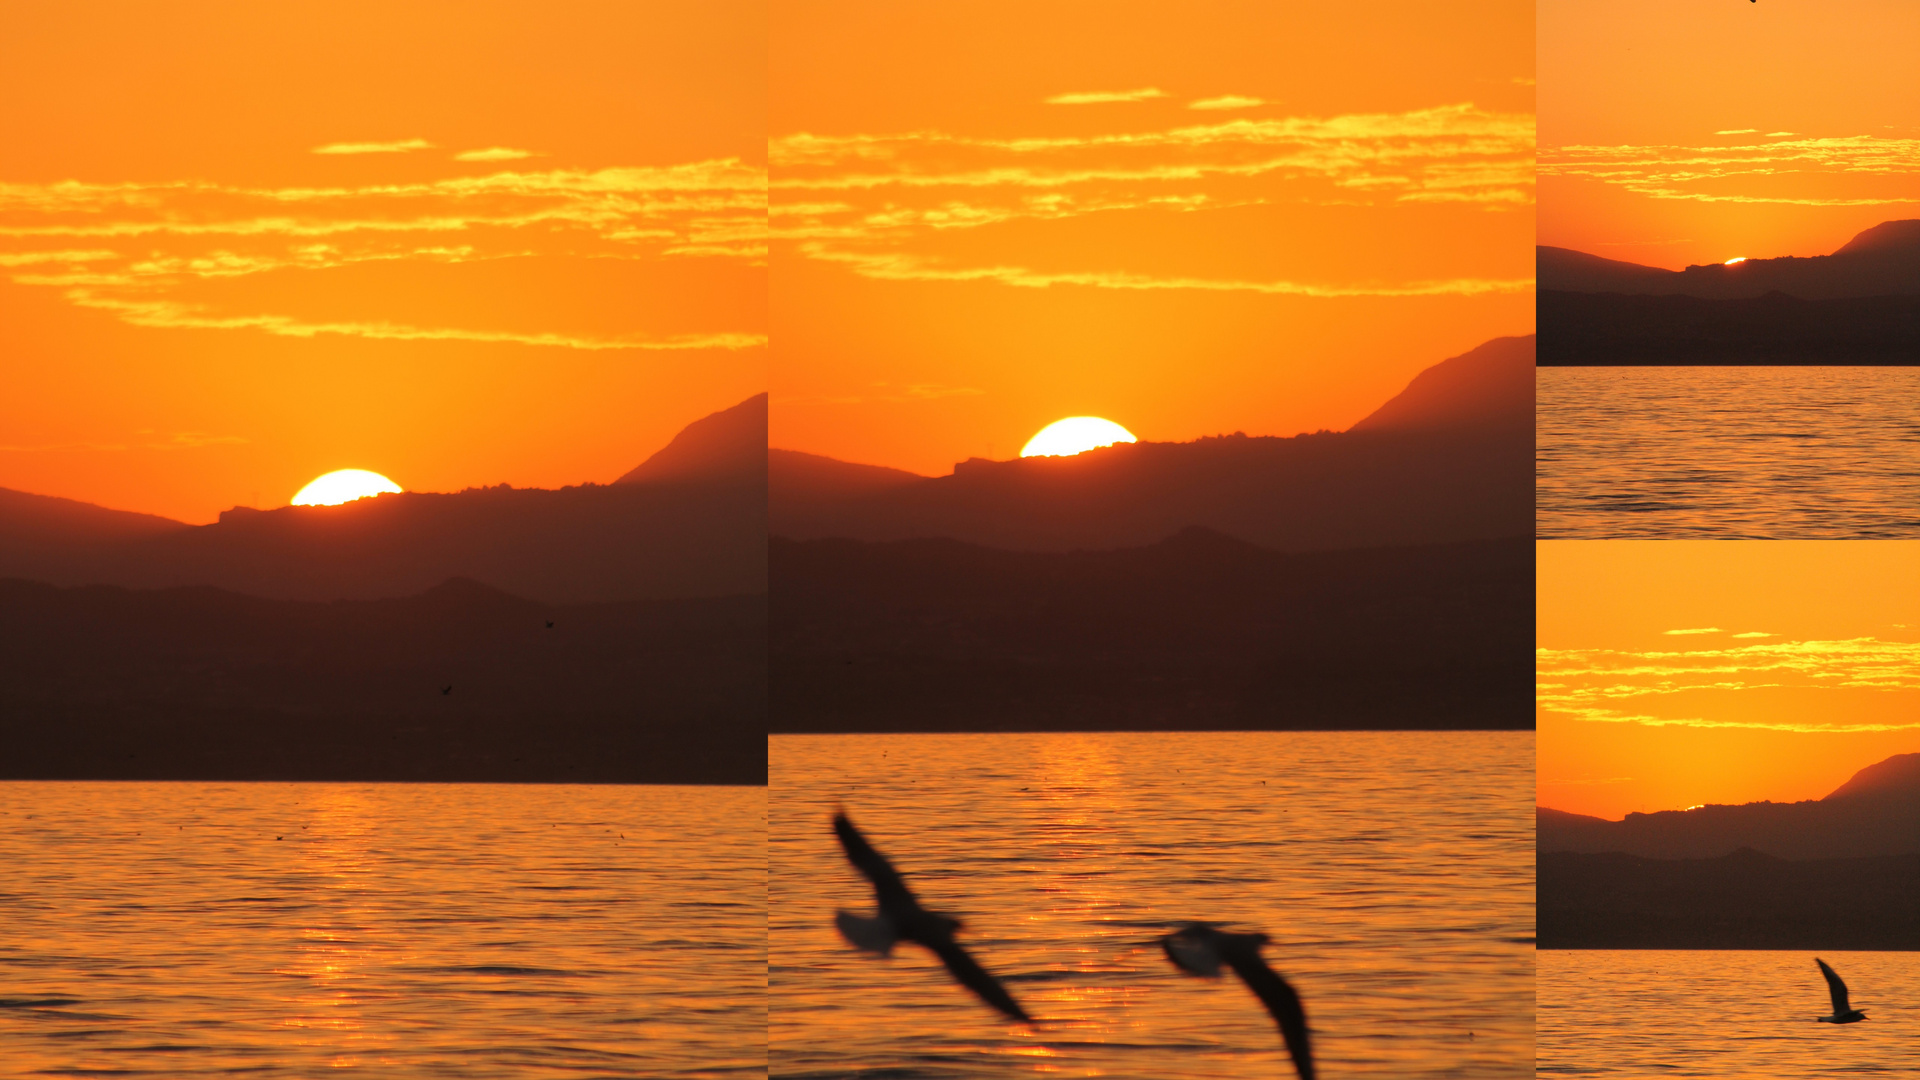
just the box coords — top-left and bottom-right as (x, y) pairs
(1539, 220), (1920, 300)
(769, 336), (1533, 552)
(0, 395), (767, 603)
(771, 531), (1530, 732)
(1539, 221), (1920, 363)
(1537, 753), (1920, 860)
(0, 576), (764, 783)
(1538, 755), (1920, 948)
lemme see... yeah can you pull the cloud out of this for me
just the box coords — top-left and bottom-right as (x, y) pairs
(0, 431), (248, 452)
(1715, 129), (1759, 135)
(1766, 131), (1796, 137)
(803, 245), (1531, 297)
(312, 139), (435, 155)
(772, 103), (1533, 294)
(1732, 631), (1774, 639)
(1663, 627), (1723, 635)
(1540, 133), (1920, 207)
(0, 249), (119, 266)
(64, 292), (763, 351)
(0, 158), (767, 351)
(1512, 77), (1536, 87)
(1190, 95), (1265, 111)
(1537, 636), (1920, 733)
(453, 147), (541, 162)
(1045, 88), (1168, 105)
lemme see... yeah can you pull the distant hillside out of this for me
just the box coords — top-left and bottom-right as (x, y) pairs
(0, 577), (765, 784)
(0, 395), (767, 603)
(1537, 219), (1920, 300)
(1540, 848), (1920, 950)
(769, 336), (1533, 552)
(1349, 335), (1534, 433)
(771, 530), (1531, 733)
(616, 393), (767, 486)
(1537, 289), (1920, 364)
(1537, 754), (1920, 860)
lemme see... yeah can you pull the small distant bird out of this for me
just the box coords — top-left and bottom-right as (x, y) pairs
(545, 620), (554, 628)
(831, 812), (1032, 1024)
(1815, 958), (1867, 1024)
(440, 685), (453, 695)
(1162, 923), (1315, 1080)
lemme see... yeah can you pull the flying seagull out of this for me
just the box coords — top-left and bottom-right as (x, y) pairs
(831, 812), (1033, 1024)
(1815, 958), (1867, 1024)
(440, 685), (453, 695)
(545, 620), (554, 628)
(1162, 923), (1315, 1080)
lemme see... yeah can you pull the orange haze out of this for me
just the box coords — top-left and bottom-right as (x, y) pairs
(0, 1), (766, 524)
(770, 0), (1534, 476)
(1538, 541), (1920, 821)
(1539, 0), (1920, 270)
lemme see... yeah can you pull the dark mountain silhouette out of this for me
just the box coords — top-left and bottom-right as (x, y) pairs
(1348, 336), (1534, 433)
(0, 576), (764, 783)
(1538, 220), (1920, 300)
(1537, 754), (1920, 860)
(0, 395), (768, 603)
(1540, 848), (1920, 950)
(771, 531), (1530, 732)
(1538, 289), (1920, 364)
(769, 336), (1533, 552)
(769, 449), (926, 540)
(616, 393), (767, 485)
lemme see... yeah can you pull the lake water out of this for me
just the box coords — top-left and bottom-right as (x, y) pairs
(769, 731), (1534, 1079)
(1538, 950), (1920, 1078)
(0, 782), (766, 1078)
(1536, 367), (1920, 538)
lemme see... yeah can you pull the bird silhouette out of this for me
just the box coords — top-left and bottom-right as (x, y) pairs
(831, 812), (1032, 1024)
(545, 620), (554, 628)
(1162, 923), (1314, 1080)
(440, 685), (453, 695)
(1815, 958), (1867, 1024)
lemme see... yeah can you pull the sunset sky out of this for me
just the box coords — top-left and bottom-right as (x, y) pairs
(1539, 542), (1920, 821)
(770, 0), (1533, 476)
(0, 1), (765, 524)
(1540, 0), (1920, 270)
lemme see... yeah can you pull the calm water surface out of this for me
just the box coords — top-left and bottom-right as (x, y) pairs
(1537, 367), (1920, 538)
(0, 782), (765, 1078)
(1539, 950), (1920, 1078)
(770, 731), (1533, 1079)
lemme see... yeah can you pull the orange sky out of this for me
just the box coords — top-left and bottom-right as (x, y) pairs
(770, 0), (1534, 476)
(1538, 542), (1920, 821)
(1539, 0), (1920, 270)
(0, 1), (766, 524)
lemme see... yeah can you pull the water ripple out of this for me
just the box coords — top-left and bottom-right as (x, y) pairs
(1538, 367), (1920, 538)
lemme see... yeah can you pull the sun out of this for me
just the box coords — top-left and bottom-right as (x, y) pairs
(1020, 417), (1137, 458)
(291, 469), (402, 506)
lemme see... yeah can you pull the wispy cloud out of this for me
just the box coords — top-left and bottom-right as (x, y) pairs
(0, 158), (768, 351)
(773, 103), (1534, 296)
(0, 430), (249, 453)
(1733, 631), (1774, 639)
(1664, 627), (1722, 635)
(1539, 635), (1920, 733)
(312, 139), (435, 155)
(1540, 132), (1920, 207)
(1046, 88), (1168, 105)
(1189, 95), (1264, 111)
(453, 147), (541, 162)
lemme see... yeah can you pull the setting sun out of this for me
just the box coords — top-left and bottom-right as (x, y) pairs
(1019, 417), (1138, 459)
(291, 469), (401, 507)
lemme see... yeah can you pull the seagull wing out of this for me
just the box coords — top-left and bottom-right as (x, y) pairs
(1225, 951), (1315, 1080)
(833, 813), (919, 909)
(1817, 958), (1851, 1014)
(1162, 927), (1225, 977)
(925, 935), (1032, 1024)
